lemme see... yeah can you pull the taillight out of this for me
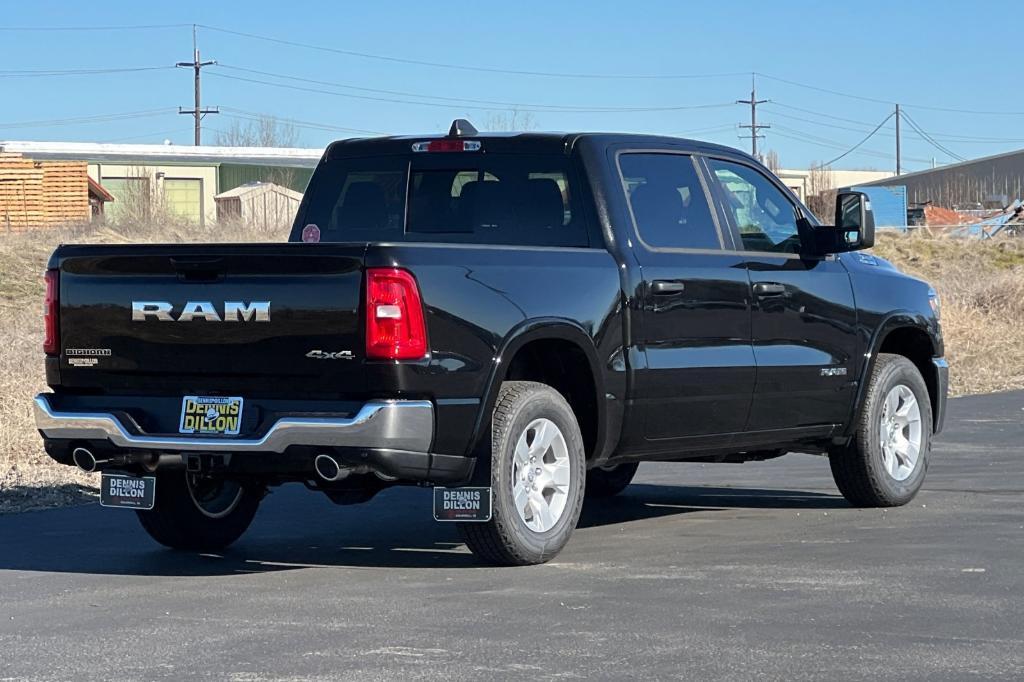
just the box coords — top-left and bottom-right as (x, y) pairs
(43, 269), (59, 355)
(365, 268), (428, 360)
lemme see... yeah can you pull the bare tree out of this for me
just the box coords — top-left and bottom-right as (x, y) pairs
(483, 110), (539, 132)
(806, 162), (837, 222)
(764, 149), (781, 175)
(215, 116), (300, 148)
(215, 116), (301, 189)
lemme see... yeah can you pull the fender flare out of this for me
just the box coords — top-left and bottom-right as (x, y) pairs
(465, 318), (607, 460)
(842, 310), (940, 437)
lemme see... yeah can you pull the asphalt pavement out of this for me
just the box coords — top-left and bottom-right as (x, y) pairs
(1, 391), (1022, 681)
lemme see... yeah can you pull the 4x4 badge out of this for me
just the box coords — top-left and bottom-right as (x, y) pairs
(306, 350), (354, 360)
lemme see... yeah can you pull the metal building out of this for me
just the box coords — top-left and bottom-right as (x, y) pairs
(861, 148), (1024, 209)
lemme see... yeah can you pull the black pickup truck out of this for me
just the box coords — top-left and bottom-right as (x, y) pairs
(35, 120), (947, 565)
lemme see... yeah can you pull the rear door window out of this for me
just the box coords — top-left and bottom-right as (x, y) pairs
(617, 153), (722, 250)
(296, 154), (587, 247)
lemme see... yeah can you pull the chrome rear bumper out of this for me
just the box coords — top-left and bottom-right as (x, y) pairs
(33, 394), (434, 454)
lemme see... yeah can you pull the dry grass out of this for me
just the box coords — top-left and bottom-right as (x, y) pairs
(871, 233), (1024, 396)
(0, 222), (1021, 505)
(0, 218), (285, 510)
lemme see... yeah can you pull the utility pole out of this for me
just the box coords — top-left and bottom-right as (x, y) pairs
(895, 103), (902, 176)
(177, 25), (218, 146)
(738, 75), (769, 160)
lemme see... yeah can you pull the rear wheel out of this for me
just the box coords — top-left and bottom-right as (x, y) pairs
(458, 381), (585, 566)
(830, 353), (932, 507)
(586, 462), (639, 498)
(136, 471), (264, 551)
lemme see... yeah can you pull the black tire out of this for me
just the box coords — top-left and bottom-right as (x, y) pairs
(586, 462), (639, 498)
(458, 381), (586, 566)
(830, 353), (933, 507)
(136, 471), (264, 551)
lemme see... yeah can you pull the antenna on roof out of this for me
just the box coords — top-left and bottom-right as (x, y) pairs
(448, 119), (478, 137)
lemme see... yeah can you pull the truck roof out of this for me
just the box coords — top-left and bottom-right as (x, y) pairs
(325, 131), (750, 160)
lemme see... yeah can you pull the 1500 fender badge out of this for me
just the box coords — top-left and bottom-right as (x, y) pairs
(306, 350), (354, 360)
(820, 367), (848, 377)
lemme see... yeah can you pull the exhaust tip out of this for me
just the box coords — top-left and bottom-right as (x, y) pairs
(314, 454), (346, 482)
(72, 447), (98, 473)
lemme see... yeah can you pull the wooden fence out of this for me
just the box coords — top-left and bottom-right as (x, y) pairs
(0, 152), (89, 233)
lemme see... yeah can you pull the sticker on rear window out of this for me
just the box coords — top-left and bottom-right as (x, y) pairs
(301, 224), (321, 243)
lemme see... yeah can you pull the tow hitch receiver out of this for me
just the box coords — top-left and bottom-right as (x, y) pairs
(433, 487), (492, 522)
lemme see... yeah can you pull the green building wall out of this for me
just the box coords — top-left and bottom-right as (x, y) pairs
(218, 164), (314, 194)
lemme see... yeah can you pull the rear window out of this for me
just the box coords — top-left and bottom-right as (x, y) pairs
(295, 154), (588, 247)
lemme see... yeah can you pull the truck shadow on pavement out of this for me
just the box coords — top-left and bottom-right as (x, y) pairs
(0, 483), (844, 576)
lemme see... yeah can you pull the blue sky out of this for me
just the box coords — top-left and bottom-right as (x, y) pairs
(2, 0), (1021, 171)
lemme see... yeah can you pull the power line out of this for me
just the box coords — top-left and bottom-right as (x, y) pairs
(900, 109), (966, 162)
(764, 102), (881, 127)
(0, 23), (191, 31)
(207, 71), (736, 114)
(769, 127), (933, 166)
(220, 108), (388, 136)
(213, 64), (737, 113)
(198, 24), (748, 81)
(810, 111), (896, 167)
(0, 109), (177, 130)
(756, 72), (1024, 116)
(0, 66), (176, 78)
(102, 127), (195, 143)
(666, 124), (739, 136)
(765, 102), (1024, 145)
(3, 22), (1024, 117)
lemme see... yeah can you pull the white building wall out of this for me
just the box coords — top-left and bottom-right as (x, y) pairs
(89, 163), (218, 226)
(775, 169), (895, 201)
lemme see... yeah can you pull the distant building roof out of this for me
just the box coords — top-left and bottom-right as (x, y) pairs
(861, 147), (1024, 186)
(87, 176), (114, 202)
(0, 141), (324, 168)
(214, 181), (304, 200)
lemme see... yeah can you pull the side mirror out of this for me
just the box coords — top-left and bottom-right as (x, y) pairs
(808, 190), (876, 255)
(833, 190), (876, 250)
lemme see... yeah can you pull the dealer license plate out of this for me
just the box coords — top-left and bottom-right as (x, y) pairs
(100, 473), (156, 510)
(179, 395), (244, 435)
(433, 487), (492, 522)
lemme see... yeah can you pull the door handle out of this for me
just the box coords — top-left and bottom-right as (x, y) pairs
(753, 282), (786, 297)
(651, 280), (686, 295)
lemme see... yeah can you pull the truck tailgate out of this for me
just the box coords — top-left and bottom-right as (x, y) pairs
(53, 243), (367, 397)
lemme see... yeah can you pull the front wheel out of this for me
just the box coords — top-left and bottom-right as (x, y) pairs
(458, 381), (586, 566)
(829, 353), (933, 507)
(136, 471), (264, 551)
